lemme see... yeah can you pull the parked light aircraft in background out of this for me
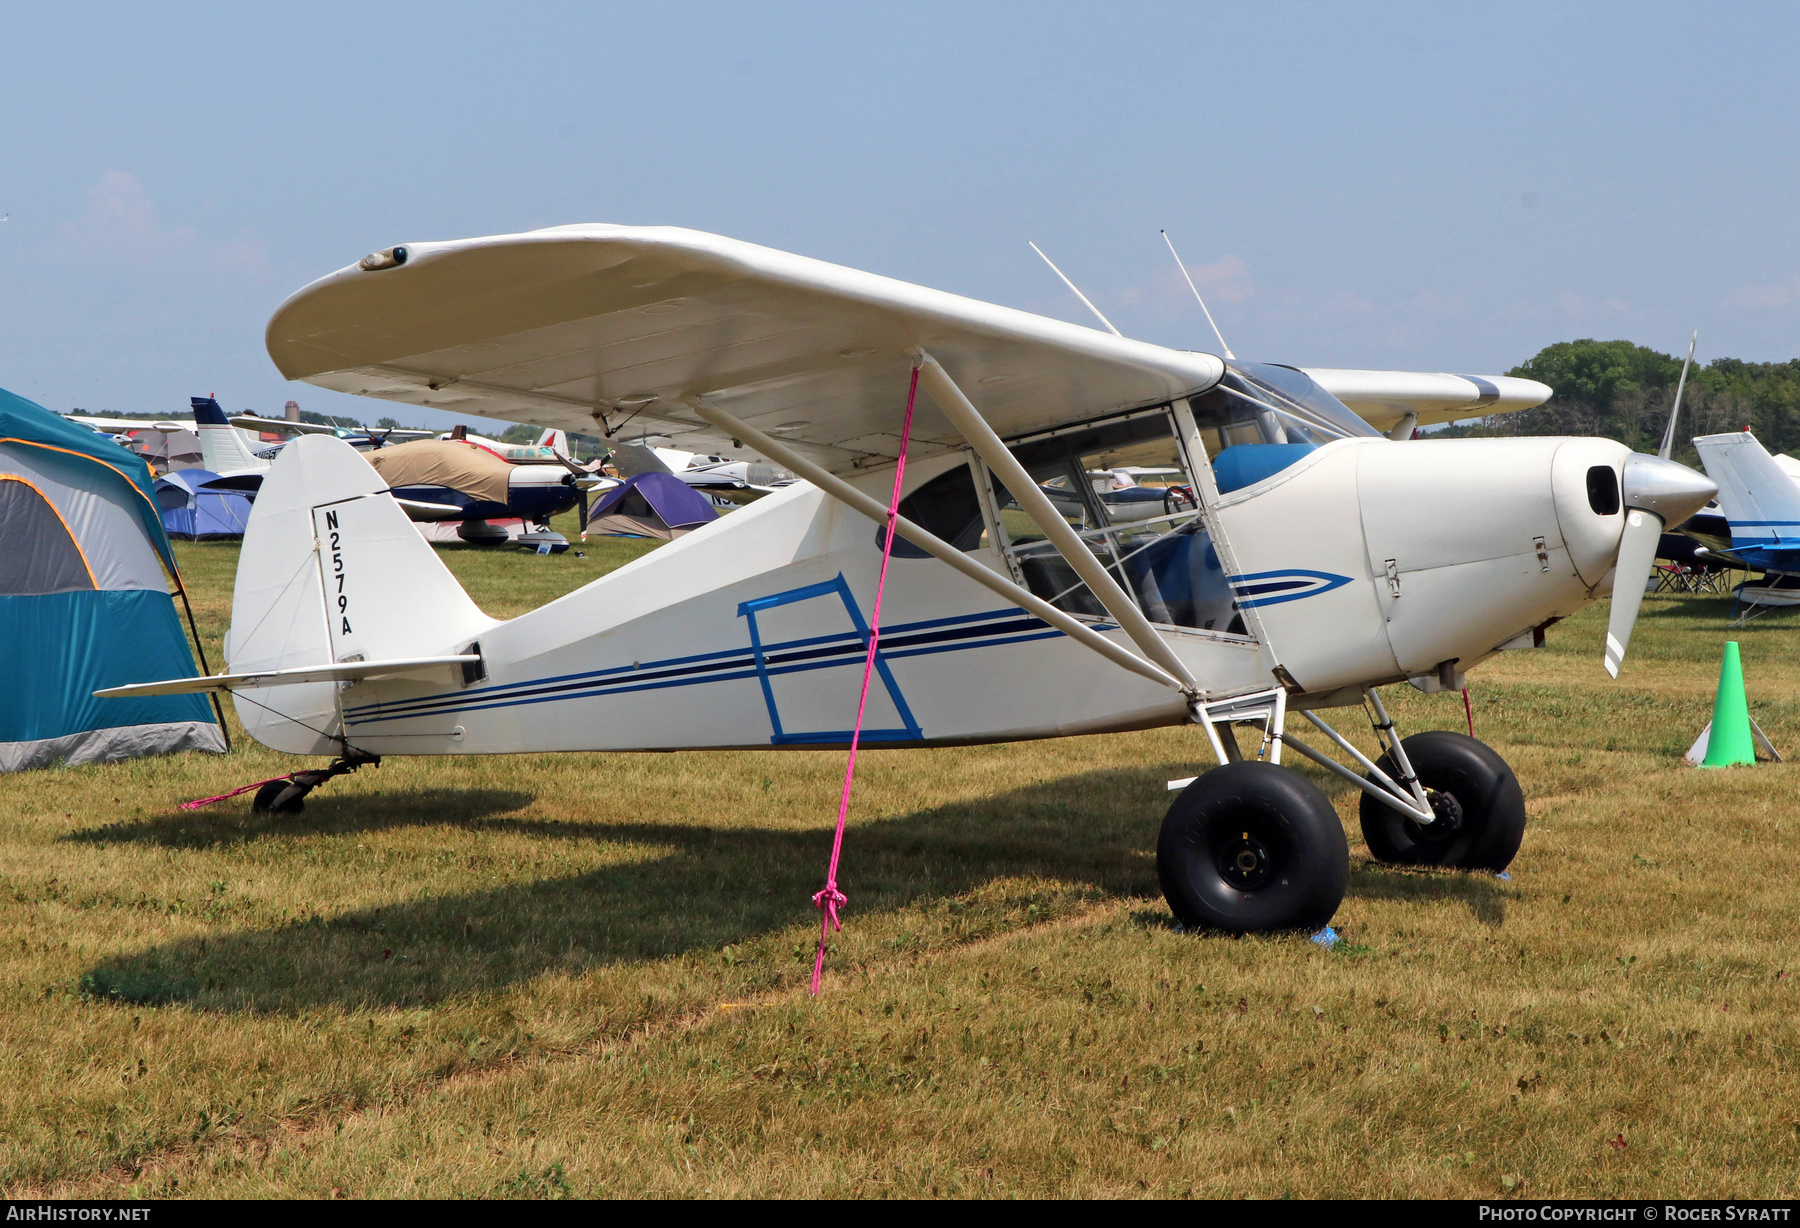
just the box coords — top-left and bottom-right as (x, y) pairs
(102, 225), (1715, 935)
(610, 441), (797, 504)
(192, 396), (596, 543)
(70, 413), (196, 435)
(227, 412), (436, 451)
(429, 424), (574, 462)
(1686, 430), (1800, 609)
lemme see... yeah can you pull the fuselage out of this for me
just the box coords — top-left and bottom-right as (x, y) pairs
(235, 425), (1647, 759)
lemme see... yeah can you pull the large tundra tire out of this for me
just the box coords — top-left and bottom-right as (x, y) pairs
(1359, 731), (1525, 871)
(1157, 762), (1350, 934)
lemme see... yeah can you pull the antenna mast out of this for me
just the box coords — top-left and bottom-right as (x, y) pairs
(1161, 230), (1235, 360)
(1027, 241), (1122, 337)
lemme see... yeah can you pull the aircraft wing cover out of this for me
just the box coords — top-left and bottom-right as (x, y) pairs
(1301, 369), (1551, 429)
(265, 225), (1227, 475)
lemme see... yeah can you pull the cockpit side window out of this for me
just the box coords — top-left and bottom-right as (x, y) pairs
(968, 407), (1245, 634)
(887, 462), (987, 557)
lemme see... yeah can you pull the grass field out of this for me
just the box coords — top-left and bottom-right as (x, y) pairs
(4, 511), (1798, 1199)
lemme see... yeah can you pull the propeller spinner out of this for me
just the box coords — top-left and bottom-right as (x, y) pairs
(1603, 442), (1716, 677)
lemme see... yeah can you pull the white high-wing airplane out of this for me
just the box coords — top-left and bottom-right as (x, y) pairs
(101, 225), (1716, 935)
(228, 412), (437, 448)
(70, 413), (195, 435)
(610, 441), (796, 504)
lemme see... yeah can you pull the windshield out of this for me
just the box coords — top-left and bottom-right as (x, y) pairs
(1231, 363), (1377, 441)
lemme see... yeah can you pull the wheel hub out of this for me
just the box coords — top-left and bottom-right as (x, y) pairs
(1415, 789), (1464, 842)
(1218, 830), (1275, 891)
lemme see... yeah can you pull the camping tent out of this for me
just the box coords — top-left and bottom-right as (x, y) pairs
(155, 468), (254, 540)
(585, 472), (719, 539)
(0, 386), (226, 771)
(129, 427), (204, 474)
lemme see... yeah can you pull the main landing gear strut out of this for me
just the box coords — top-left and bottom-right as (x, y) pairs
(1157, 687), (1526, 934)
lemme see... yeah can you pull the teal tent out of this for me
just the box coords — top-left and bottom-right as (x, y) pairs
(0, 387), (225, 770)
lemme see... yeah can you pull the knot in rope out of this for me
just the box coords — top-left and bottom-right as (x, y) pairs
(812, 884), (847, 930)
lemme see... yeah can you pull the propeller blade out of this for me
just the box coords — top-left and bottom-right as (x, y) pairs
(1657, 330), (1698, 461)
(1605, 508), (1665, 677)
(577, 484), (589, 538)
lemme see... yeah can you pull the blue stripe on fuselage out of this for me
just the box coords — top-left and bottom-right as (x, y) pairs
(341, 608), (1054, 728)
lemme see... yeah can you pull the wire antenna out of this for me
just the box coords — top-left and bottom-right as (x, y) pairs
(1658, 330), (1698, 461)
(1160, 230), (1235, 360)
(1027, 241), (1122, 337)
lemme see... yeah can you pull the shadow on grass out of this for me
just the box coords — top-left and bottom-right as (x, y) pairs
(62, 790), (539, 850)
(76, 766), (1180, 1013)
(1346, 861), (1508, 927)
(75, 764), (1522, 1012)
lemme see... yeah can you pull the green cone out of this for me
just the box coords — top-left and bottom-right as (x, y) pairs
(1701, 641), (1755, 768)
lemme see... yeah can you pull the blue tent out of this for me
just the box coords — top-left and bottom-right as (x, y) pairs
(585, 472), (719, 539)
(0, 387), (226, 771)
(155, 468), (254, 540)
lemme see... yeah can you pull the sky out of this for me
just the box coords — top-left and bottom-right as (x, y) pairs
(1, 1), (1796, 429)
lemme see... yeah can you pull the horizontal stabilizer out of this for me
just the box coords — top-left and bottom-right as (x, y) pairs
(95, 654), (479, 699)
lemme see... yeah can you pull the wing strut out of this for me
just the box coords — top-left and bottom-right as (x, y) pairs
(915, 355), (1202, 693)
(689, 404), (1188, 693)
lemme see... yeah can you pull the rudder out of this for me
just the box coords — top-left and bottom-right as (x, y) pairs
(226, 435), (497, 753)
(1693, 432), (1800, 550)
(191, 396), (270, 475)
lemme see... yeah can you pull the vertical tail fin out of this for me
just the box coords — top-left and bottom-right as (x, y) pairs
(227, 434), (497, 753)
(1692, 431), (1800, 549)
(191, 396), (269, 475)
(533, 427), (569, 454)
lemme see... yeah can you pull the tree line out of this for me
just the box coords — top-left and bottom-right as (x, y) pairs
(1447, 339), (1800, 465)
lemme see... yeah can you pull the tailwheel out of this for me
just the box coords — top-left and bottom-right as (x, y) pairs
(1157, 762), (1350, 934)
(1359, 731), (1525, 871)
(251, 779), (308, 815)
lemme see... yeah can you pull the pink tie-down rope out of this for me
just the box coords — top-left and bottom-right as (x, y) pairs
(810, 362), (921, 996)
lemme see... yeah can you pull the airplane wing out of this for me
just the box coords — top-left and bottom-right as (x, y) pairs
(69, 415), (195, 433)
(1300, 369), (1551, 432)
(231, 413), (436, 440)
(1691, 544), (1760, 568)
(265, 225), (1226, 475)
(393, 496), (470, 522)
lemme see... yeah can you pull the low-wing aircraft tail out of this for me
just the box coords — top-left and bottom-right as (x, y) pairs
(225, 434), (497, 753)
(534, 427), (569, 454)
(1692, 431), (1800, 551)
(192, 396), (270, 475)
